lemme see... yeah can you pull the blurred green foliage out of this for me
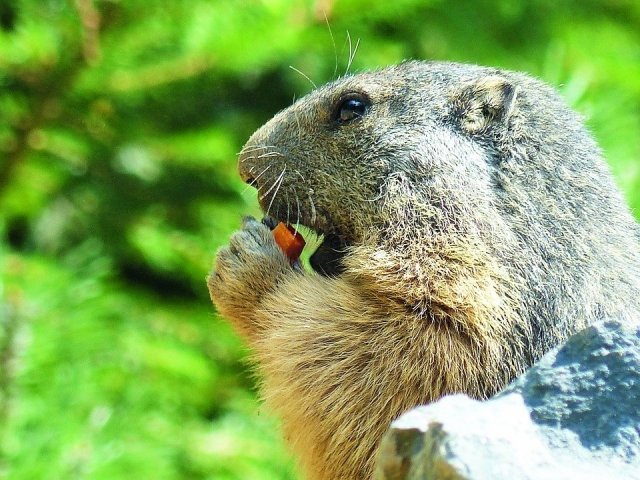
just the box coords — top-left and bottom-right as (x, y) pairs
(0, 0), (638, 478)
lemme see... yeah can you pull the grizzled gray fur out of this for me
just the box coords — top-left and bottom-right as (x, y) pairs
(209, 61), (640, 479)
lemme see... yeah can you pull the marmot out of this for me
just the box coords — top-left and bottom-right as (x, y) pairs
(208, 61), (640, 480)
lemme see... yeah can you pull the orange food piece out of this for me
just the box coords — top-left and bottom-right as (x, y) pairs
(272, 222), (305, 262)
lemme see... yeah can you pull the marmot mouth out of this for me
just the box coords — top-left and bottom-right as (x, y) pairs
(262, 215), (348, 277)
(308, 232), (347, 277)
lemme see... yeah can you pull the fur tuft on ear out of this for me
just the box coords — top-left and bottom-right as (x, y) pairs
(453, 76), (518, 134)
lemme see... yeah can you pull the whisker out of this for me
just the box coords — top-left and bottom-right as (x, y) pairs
(256, 151), (283, 159)
(323, 11), (338, 79)
(239, 146), (265, 154)
(260, 166), (286, 202)
(345, 33), (360, 75)
(286, 191), (291, 226)
(240, 164), (273, 195)
(265, 167), (286, 218)
(240, 166), (258, 195)
(295, 193), (301, 233)
(289, 65), (317, 90)
(308, 192), (317, 226)
(345, 31), (352, 76)
(252, 163), (273, 183)
(293, 169), (306, 183)
(238, 145), (274, 155)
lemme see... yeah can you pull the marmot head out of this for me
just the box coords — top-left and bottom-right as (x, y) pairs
(238, 61), (527, 276)
(237, 60), (626, 285)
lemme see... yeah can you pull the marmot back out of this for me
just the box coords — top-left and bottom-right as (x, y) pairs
(209, 61), (640, 480)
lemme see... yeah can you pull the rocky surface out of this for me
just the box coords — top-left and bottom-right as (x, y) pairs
(374, 321), (640, 480)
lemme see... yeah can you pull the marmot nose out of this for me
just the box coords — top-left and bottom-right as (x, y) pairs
(239, 167), (256, 186)
(242, 174), (257, 187)
(238, 150), (256, 186)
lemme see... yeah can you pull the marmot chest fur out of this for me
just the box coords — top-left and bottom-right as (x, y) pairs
(209, 61), (640, 480)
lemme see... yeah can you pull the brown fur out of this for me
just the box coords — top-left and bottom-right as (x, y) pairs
(208, 61), (640, 479)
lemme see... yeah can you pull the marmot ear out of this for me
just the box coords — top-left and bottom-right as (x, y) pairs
(453, 76), (518, 134)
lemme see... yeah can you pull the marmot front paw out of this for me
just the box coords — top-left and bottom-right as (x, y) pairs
(208, 216), (294, 324)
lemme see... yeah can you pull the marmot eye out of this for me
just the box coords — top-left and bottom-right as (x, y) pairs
(335, 95), (369, 124)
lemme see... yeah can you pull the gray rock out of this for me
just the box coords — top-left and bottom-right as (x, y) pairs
(374, 321), (640, 480)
